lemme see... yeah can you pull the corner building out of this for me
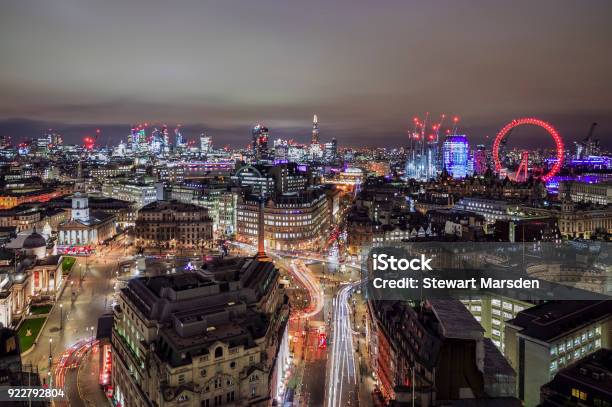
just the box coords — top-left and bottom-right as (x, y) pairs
(111, 256), (290, 407)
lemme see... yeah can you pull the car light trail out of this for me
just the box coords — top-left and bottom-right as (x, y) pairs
(289, 260), (324, 320)
(327, 281), (359, 407)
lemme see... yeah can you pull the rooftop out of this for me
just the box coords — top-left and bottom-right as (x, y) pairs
(507, 300), (612, 342)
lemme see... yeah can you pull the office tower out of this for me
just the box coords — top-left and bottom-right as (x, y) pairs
(129, 126), (147, 152)
(162, 124), (170, 153)
(443, 134), (470, 178)
(405, 131), (438, 181)
(324, 138), (338, 161)
(252, 124), (270, 161)
(174, 126), (185, 148)
(473, 144), (488, 175)
(311, 114), (319, 144)
(273, 138), (289, 161)
(200, 133), (212, 154)
(151, 128), (164, 154)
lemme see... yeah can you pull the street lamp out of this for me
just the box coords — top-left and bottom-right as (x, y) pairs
(59, 304), (63, 330)
(48, 338), (53, 369)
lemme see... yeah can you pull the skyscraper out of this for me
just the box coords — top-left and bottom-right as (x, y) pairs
(324, 138), (338, 161)
(200, 133), (212, 154)
(473, 144), (488, 175)
(311, 114), (319, 144)
(442, 134), (470, 178)
(252, 124), (270, 161)
(174, 126), (184, 148)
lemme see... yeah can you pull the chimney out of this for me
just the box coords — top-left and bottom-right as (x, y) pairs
(256, 196), (270, 261)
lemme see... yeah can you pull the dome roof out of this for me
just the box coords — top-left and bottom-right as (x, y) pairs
(23, 232), (46, 249)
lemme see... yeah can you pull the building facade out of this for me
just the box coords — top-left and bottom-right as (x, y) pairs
(236, 189), (330, 251)
(135, 200), (213, 251)
(57, 194), (116, 248)
(111, 256), (289, 407)
(504, 300), (612, 406)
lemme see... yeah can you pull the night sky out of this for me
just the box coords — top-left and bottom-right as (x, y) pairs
(1, 0), (611, 148)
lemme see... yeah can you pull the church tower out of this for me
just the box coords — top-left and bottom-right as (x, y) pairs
(71, 193), (90, 222)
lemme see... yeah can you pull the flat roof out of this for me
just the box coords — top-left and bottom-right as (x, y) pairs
(508, 300), (612, 342)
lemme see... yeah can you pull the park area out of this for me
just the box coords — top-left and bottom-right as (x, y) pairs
(29, 304), (52, 315)
(17, 317), (47, 353)
(62, 256), (76, 273)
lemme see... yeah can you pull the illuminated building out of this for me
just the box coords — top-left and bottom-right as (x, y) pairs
(236, 188), (330, 251)
(324, 138), (338, 161)
(360, 160), (391, 177)
(462, 295), (533, 352)
(151, 127), (163, 154)
(200, 133), (212, 154)
(134, 200), (213, 250)
(129, 127), (147, 152)
(0, 205), (66, 233)
(232, 163), (310, 196)
(333, 167), (363, 187)
(251, 124), (270, 161)
(522, 190), (612, 239)
(89, 163), (133, 180)
(504, 300), (612, 406)
(473, 144), (488, 175)
(29, 254), (64, 298)
(311, 114), (319, 144)
(454, 197), (524, 224)
(367, 299), (517, 405)
(557, 193), (612, 239)
(288, 144), (308, 162)
(493, 217), (560, 242)
(174, 126), (185, 149)
(57, 193), (116, 248)
(101, 180), (163, 209)
(308, 142), (323, 160)
(166, 184), (237, 235)
(111, 256), (289, 407)
(540, 349), (612, 407)
(559, 181), (612, 206)
(0, 188), (65, 210)
(273, 138), (289, 161)
(153, 164), (185, 183)
(442, 134), (470, 178)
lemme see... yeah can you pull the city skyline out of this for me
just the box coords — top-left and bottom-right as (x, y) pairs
(1, 0), (612, 148)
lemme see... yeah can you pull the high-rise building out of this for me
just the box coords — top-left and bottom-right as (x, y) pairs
(443, 134), (470, 178)
(151, 127), (163, 154)
(129, 126), (148, 152)
(311, 114), (319, 144)
(162, 124), (170, 153)
(174, 126), (185, 148)
(474, 144), (488, 175)
(252, 124), (270, 161)
(273, 138), (289, 161)
(200, 133), (212, 154)
(404, 132), (439, 181)
(324, 138), (338, 162)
